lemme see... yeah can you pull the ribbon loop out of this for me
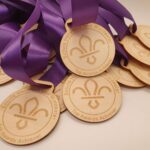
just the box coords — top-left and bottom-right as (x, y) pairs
(98, 0), (137, 32)
(58, 0), (99, 26)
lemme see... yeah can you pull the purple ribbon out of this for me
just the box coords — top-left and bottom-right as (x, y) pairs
(1, 1), (42, 86)
(0, 0), (137, 87)
(98, 7), (129, 60)
(98, 0), (137, 32)
(39, 0), (68, 86)
(58, 0), (99, 26)
(59, 0), (135, 61)
(0, 23), (19, 53)
(98, 0), (137, 63)
(0, 0), (67, 87)
(0, 3), (15, 24)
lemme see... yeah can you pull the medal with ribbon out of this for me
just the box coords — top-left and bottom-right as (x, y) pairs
(0, 0), (149, 146)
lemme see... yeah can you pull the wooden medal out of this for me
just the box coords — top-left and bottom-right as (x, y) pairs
(121, 35), (150, 66)
(63, 73), (122, 123)
(121, 58), (150, 85)
(0, 85), (60, 145)
(107, 65), (145, 88)
(60, 19), (115, 77)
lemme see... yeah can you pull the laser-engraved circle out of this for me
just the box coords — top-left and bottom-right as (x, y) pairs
(0, 86), (60, 145)
(124, 58), (150, 85)
(60, 23), (115, 77)
(0, 68), (12, 85)
(54, 78), (67, 113)
(134, 25), (150, 49)
(121, 36), (150, 65)
(63, 73), (122, 123)
(107, 65), (145, 87)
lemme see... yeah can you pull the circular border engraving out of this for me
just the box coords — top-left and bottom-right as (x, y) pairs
(0, 86), (60, 145)
(63, 73), (122, 123)
(60, 23), (115, 77)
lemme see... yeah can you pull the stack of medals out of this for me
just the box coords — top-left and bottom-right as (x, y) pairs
(0, 20), (123, 145)
(60, 19), (122, 123)
(119, 25), (150, 86)
(0, 2), (149, 147)
(107, 25), (150, 88)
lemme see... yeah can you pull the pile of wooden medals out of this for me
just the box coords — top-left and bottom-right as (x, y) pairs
(0, 22), (149, 145)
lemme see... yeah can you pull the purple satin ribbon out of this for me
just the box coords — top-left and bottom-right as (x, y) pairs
(96, 0), (137, 63)
(0, 23), (19, 53)
(98, 0), (137, 62)
(0, 0), (137, 87)
(98, 7), (129, 60)
(0, 3), (15, 24)
(98, 0), (137, 32)
(39, 0), (68, 86)
(0, 0), (67, 87)
(98, 1), (137, 62)
(59, 0), (135, 61)
(58, 0), (99, 26)
(1, 1), (42, 86)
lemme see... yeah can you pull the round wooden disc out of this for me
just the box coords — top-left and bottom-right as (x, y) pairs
(54, 79), (67, 113)
(63, 73), (122, 123)
(107, 65), (145, 87)
(0, 68), (12, 85)
(0, 86), (60, 145)
(60, 23), (115, 77)
(134, 25), (150, 49)
(121, 35), (150, 66)
(124, 58), (150, 85)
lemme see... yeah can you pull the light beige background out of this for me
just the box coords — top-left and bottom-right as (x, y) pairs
(0, 0), (150, 150)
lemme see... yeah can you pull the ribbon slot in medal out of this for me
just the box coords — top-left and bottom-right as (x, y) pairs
(60, 19), (115, 77)
(0, 83), (60, 145)
(63, 73), (122, 123)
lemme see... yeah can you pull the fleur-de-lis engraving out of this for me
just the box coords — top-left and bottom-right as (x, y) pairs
(73, 79), (112, 109)
(70, 35), (105, 64)
(10, 97), (49, 130)
(133, 43), (150, 57)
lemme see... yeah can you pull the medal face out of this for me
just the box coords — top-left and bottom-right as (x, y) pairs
(134, 25), (150, 48)
(60, 23), (115, 77)
(121, 36), (150, 65)
(63, 73), (122, 123)
(0, 86), (60, 145)
(107, 65), (145, 87)
(123, 59), (150, 85)
(54, 79), (67, 113)
(0, 68), (12, 85)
